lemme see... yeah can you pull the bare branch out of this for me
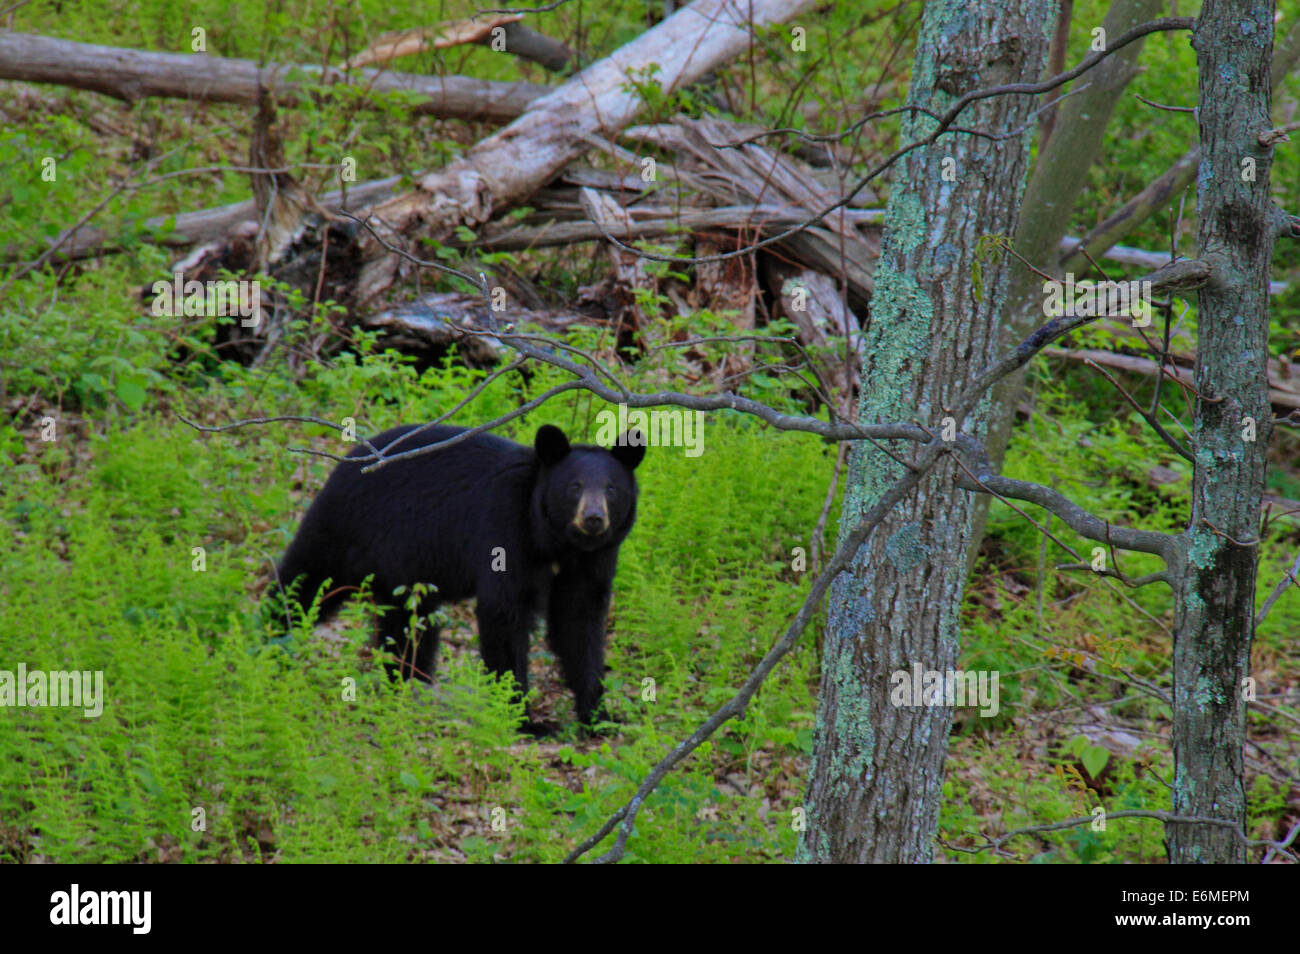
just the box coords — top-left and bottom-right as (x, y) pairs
(957, 468), (1175, 559)
(187, 249), (1189, 571)
(178, 413), (382, 463)
(957, 258), (1210, 415)
(1055, 563), (1172, 588)
(1258, 120), (1300, 147)
(1134, 94), (1196, 113)
(478, 0), (577, 14)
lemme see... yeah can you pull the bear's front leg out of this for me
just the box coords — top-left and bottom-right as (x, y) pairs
(474, 600), (535, 719)
(547, 562), (614, 727)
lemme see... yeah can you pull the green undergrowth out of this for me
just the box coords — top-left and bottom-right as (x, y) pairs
(3, 0), (1299, 865)
(0, 346), (833, 863)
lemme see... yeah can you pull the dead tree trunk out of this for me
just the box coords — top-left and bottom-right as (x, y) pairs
(0, 32), (547, 122)
(1168, 0), (1277, 865)
(798, 0), (1054, 863)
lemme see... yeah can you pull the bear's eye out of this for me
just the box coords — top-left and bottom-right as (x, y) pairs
(606, 483), (617, 496)
(568, 480), (582, 495)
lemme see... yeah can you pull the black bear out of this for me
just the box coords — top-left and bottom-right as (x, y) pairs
(275, 423), (644, 728)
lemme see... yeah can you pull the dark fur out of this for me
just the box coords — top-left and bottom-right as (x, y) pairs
(276, 424), (644, 726)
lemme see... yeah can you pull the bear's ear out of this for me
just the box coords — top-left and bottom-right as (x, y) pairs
(535, 425), (571, 466)
(611, 430), (646, 471)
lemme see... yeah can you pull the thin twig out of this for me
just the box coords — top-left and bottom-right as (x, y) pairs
(1083, 358), (1192, 460)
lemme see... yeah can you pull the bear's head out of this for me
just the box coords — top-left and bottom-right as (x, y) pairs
(534, 424), (645, 551)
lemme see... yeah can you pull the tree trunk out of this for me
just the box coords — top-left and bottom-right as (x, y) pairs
(1168, 0), (1276, 865)
(798, 0), (1054, 863)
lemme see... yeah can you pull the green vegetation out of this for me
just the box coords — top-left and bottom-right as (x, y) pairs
(2, 0), (1297, 863)
(1, 346), (834, 862)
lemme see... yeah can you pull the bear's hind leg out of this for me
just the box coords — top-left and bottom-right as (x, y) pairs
(376, 601), (441, 683)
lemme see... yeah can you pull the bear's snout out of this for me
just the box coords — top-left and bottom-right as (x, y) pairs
(574, 491), (610, 535)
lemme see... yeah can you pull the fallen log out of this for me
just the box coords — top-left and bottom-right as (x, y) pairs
(629, 118), (877, 312)
(625, 121), (858, 171)
(362, 292), (591, 365)
(1048, 346), (1300, 411)
(0, 32), (547, 121)
(344, 18), (577, 73)
(579, 187), (658, 332)
(466, 204), (880, 252)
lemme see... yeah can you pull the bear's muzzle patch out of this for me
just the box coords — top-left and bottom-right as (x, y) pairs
(573, 490), (610, 535)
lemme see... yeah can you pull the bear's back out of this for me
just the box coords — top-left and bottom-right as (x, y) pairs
(288, 424), (538, 603)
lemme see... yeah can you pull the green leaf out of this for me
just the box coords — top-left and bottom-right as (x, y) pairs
(115, 378), (147, 411)
(1081, 745), (1110, 779)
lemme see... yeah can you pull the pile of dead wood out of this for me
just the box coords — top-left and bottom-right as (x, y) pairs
(1, 2), (875, 406)
(4, 1), (1297, 414)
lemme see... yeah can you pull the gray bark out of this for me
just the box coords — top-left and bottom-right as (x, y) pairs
(1168, 0), (1277, 864)
(798, 0), (1055, 863)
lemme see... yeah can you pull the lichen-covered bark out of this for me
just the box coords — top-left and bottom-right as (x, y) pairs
(1169, 0), (1275, 865)
(798, 0), (1054, 863)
